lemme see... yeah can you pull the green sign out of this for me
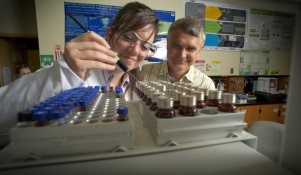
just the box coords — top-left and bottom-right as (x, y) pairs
(40, 55), (54, 68)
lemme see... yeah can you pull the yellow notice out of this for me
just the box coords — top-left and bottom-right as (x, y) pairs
(211, 60), (221, 75)
(205, 6), (222, 20)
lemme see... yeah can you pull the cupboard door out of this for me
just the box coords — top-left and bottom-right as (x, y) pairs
(259, 104), (281, 123)
(237, 105), (260, 130)
(279, 104), (286, 124)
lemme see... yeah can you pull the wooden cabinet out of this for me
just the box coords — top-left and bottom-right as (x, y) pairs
(260, 104), (282, 123)
(237, 103), (286, 130)
(237, 105), (260, 130)
(224, 77), (245, 93)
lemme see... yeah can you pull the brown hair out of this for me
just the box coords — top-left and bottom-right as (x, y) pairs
(108, 2), (160, 100)
(16, 64), (30, 74)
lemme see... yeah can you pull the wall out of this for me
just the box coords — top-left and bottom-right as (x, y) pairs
(0, 0), (37, 37)
(0, 38), (28, 86)
(35, 0), (298, 76)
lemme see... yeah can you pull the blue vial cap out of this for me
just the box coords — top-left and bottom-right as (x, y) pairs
(34, 111), (48, 121)
(51, 110), (65, 120)
(101, 86), (107, 91)
(117, 107), (128, 115)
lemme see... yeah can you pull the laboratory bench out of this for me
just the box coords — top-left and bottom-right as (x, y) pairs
(0, 101), (294, 175)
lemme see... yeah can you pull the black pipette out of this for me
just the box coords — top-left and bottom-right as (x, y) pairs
(68, 14), (130, 73)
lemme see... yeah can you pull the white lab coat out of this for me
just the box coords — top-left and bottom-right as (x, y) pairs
(0, 55), (107, 141)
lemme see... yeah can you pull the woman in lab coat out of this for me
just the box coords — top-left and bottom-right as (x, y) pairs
(0, 1), (160, 145)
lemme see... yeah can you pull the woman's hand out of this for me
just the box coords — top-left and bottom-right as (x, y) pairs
(63, 31), (117, 80)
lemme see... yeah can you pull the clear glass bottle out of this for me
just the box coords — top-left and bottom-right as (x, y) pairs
(206, 90), (222, 107)
(155, 96), (176, 118)
(178, 95), (198, 116)
(117, 107), (129, 121)
(218, 93), (237, 112)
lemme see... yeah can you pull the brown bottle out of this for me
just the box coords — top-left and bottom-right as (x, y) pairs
(155, 96), (176, 118)
(218, 93), (237, 112)
(178, 95), (198, 116)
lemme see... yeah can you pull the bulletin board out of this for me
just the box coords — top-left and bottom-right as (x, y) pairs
(239, 50), (269, 75)
(183, 0), (295, 52)
(183, 0), (246, 51)
(64, 2), (175, 43)
(247, 9), (294, 51)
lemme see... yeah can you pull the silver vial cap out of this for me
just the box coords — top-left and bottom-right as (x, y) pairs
(181, 95), (196, 107)
(157, 84), (166, 92)
(147, 88), (158, 98)
(208, 90), (222, 99)
(173, 91), (185, 101)
(157, 95), (174, 109)
(151, 92), (165, 102)
(221, 93), (236, 104)
(199, 88), (209, 96)
(192, 90), (204, 100)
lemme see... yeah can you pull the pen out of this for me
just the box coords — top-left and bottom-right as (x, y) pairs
(68, 14), (129, 73)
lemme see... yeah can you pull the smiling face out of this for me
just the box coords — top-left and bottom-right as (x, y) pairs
(166, 27), (202, 74)
(108, 24), (156, 71)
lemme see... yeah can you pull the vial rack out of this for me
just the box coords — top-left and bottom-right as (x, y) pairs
(9, 86), (134, 160)
(139, 102), (247, 146)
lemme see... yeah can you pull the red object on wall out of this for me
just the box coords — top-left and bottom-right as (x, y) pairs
(55, 45), (62, 60)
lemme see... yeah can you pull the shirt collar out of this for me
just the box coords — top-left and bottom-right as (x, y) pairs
(161, 61), (194, 83)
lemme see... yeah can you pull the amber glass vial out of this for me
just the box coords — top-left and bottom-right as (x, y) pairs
(172, 91), (185, 110)
(146, 89), (159, 106)
(149, 92), (164, 111)
(178, 95), (198, 116)
(218, 93), (237, 112)
(193, 90), (206, 109)
(155, 96), (175, 118)
(117, 107), (129, 121)
(206, 90), (222, 107)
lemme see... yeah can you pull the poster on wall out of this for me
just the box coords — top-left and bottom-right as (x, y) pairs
(183, 0), (246, 51)
(64, 2), (175, 44)
(247, 9), (294, 50)
(239, 50), (269, 75)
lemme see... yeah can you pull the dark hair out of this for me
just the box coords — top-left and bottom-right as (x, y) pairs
(16, 64), (30, 74)
(108, 1), (160, 46)
(167, 17), (206, 47)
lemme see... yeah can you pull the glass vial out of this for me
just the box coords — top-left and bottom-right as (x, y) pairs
(193, 90), (206, 109)
(17, 110), (32, 127)
(117, 107), (129, 121)
(115, 86), (123, 98)
(218, 93), (237, 112)
(178, 95), (198, 116)
(155, 96), (176, 118)
(101, 86), (107, 93)
(34, 111), (49, 127)
(145, 89), (159, 106)
(200, 88), (209, 102)
(206, 90), (222, 107)
(172, 91), (184, 110)
(150, 92), (164, 111)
